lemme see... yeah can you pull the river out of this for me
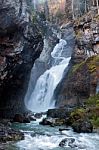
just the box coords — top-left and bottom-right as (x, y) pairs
(5, 117), (99, 150)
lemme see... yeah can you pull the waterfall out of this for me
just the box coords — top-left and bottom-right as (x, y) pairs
(25, 39), (71, 112)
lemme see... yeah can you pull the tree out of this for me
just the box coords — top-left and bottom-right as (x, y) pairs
(96, 0), (99, 14)
(44, 0), (49, 20)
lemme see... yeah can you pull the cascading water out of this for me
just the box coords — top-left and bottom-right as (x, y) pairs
(25, 39), (71, 112)
(6, 26), (99, 150)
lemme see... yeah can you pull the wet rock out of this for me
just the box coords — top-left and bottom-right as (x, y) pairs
(29, 116), (36, 121)
(13, 114), (30, 123)
(0, 123), (24, 143)
(47, 108), (71, 119)
(34, 113), (42, 119)
(40, 117), (65, 126)
(72, 119), (93, 133)
(59, 128), (70, 132)
(59, 138), (76, 148)
(13, 114), (24, 123)
(23, 112), (36, 121)
(0, 119), (12, 127)
(23, 117), (30, 123)
(40, 118), (55, 126)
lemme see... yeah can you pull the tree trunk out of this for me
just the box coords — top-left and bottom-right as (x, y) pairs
(96, 0), (99, 14)
(72, 0), (75, 19)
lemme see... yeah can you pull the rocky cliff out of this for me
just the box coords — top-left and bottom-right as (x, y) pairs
(0, 0), (43, 118)
(55, 12), (99, 108)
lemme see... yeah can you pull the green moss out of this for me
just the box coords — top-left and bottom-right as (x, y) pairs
(69, 61), (85, 77)
(86, 56), (99, 73)
(85, 94), (99, 107)
(84, 94), (99, 128)
(91, 117), (99, 128)
(69, 55), (99, 78)
(72, 62), (84, 73)
(69, 94), (99, 128)
(70, 108), (86, 120)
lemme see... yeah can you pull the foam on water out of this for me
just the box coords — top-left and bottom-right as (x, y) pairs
(7, 118), (99, 150)
(16, 134), (65, 150)
(14, 125), (99, 150)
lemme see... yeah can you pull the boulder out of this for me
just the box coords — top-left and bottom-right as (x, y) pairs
(29, 116), (36, 121)
(13, 114), (24, 123)
(40, 118), (55, 126)
(72, 119), (93, 133)
(59, 138), (76, 148)
(34, 113), (42, 119)
(40, 117), (65, 126)
(59, 128), (70, 132)
(0, 123), (24, 143)
(47, 108), (71, 119)
(13, 114), (30, 123)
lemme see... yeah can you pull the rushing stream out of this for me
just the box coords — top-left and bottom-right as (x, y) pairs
(5, 117), (99, 150)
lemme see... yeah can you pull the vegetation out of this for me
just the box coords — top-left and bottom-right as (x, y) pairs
(70, 94), (99, 128)
(69, 55), (99, 78)
(85, 94), (99, 106)
(70, 108), (86, 120)
(86, 56), (99, 73)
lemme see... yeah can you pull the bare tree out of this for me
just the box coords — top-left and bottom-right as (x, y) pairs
(44, 0), (49, 20)
(96, 0), (99, 14)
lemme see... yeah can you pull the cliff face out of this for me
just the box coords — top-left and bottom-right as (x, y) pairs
(0, 0), (43, 118)
(55, 12), (99, 108)
(56, 56), (98, 107)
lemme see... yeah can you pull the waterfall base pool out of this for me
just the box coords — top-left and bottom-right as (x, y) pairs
(4, 118), (99, 150)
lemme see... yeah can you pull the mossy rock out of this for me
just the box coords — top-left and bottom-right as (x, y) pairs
(69, 108), (86, 124)
(72, 118), (93, 133)
(85, 94), (99, 107)
(91, 117), (99, 128)
(86, 56), (99, 73)
(69, 55), (99, 77)
(84, 94), (99, 128)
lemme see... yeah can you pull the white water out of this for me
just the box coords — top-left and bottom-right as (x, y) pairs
(26, 39), (71, 112)
(9, 119), (99, 150)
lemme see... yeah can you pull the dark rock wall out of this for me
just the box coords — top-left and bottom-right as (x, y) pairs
(0, 0), (43, 118)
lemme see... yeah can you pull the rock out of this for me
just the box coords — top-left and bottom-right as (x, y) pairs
(59, 138), (76, 148)
(40, 118), (55, 126)
(13, 114), (24, 123)
(47, 108), (71, 119)
(59, 128), (70, 132)
(72, 119), (93, 133)
(0, 119), (12, 127)
(23, 117), (30, 123)
(29, 116), (36, 121)
(23, 112), (36, 121)
(55, 10), (98, 109)
(40, 117), (65, 126)
(0, 0), (43, 118)
(13, 114), (30, 123)
(0, 123), (24, 143)
(34, 113), (42, 119)
(55, 56), (98, 108)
